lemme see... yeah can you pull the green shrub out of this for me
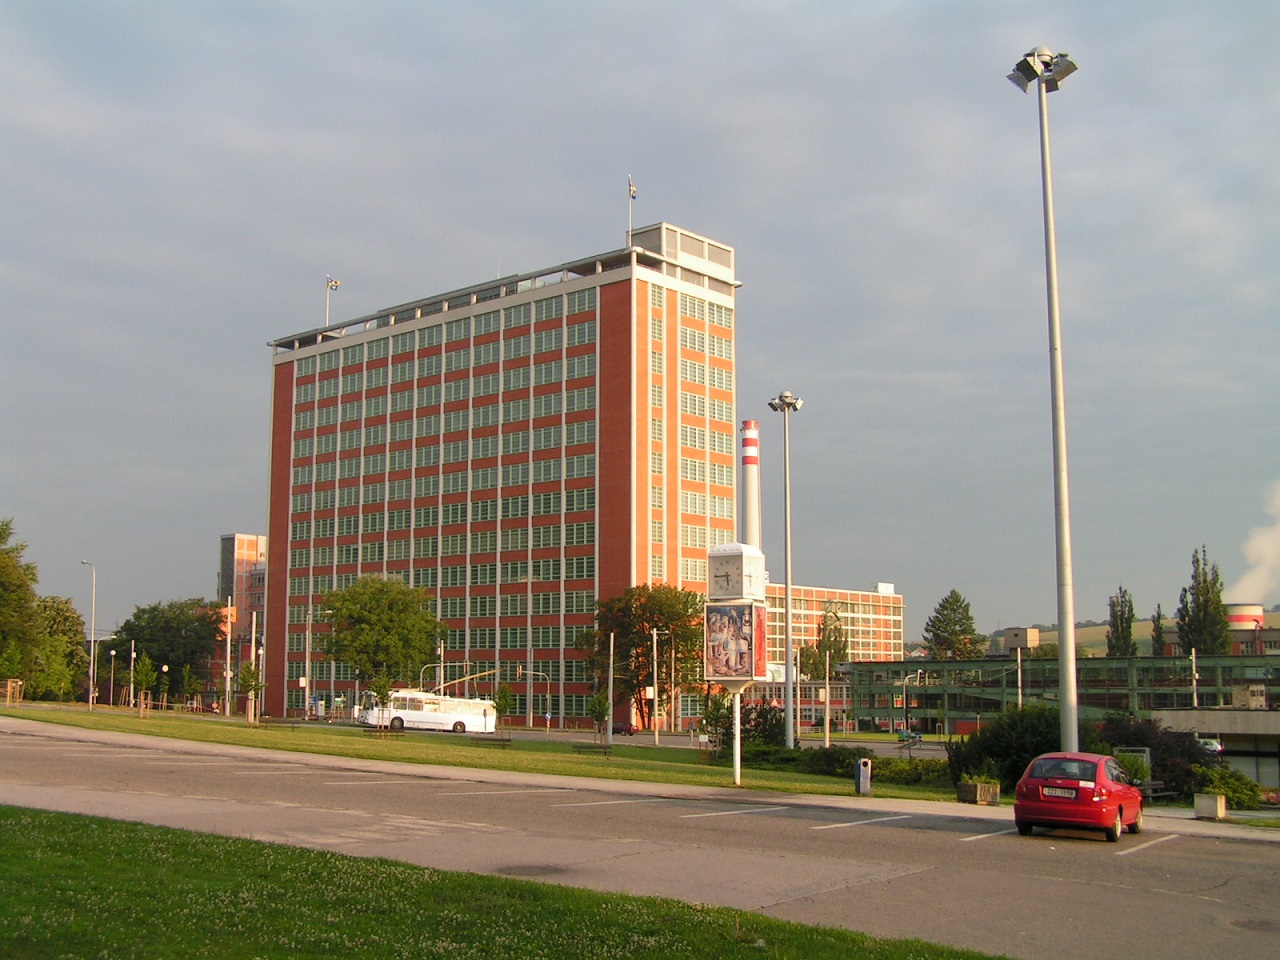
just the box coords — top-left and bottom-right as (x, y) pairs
(944, 705), (1106, 791)
(1098, 714), (1216, 800)
(1113, 752), (1151, 783)
(1192, 764), (1263, 810)
(869, 757), (950, 786)
(734, 744), (873, 779)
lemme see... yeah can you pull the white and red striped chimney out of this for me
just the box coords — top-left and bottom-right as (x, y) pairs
(740, 419), (762, 550)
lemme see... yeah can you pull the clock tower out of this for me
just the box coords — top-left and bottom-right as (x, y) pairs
(707, 543), (766, 602)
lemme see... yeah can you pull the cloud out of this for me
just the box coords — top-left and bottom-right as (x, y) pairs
(1226, 483), (1280, 605)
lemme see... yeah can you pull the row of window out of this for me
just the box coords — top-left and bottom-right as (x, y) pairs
(285, 582), (596, 617)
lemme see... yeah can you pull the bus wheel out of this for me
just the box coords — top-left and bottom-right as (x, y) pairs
(452, 721), (466, 733)
(390, 716), (404, 732)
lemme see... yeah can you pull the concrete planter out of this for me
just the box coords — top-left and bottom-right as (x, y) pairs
(957, 781), (1001, 805)
(1194, 792), (1226, 821)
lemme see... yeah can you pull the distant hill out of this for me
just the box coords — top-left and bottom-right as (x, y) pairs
(1018, 610), (1280, 657)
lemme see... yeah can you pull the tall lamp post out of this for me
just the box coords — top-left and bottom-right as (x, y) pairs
(326, 275), (341, 326)
(768, 390), (803, 748)
(1008, 47), (1080, 752)
(80, 560), (96, 709)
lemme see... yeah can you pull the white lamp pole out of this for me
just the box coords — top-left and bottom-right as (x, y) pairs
(606, 631), (615, 748)
(80, 560), (96, 709)
(1008, 47), (1080, 752)
(768, 390), (803, 748)
(326, 275), (340, 327)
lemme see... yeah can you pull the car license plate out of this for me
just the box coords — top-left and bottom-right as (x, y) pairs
(1042, 786), (1075, 798)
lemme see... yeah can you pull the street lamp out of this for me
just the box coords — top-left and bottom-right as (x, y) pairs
(325, 275), (341, 327)
(768, 390), (803, 748)
(80, 560), (96, 709)
(1008, 46), (1081, 752)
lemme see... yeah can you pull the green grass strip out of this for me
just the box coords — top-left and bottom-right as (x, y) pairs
(0, 707), (956, 802)
(0, 806), (1004, 960)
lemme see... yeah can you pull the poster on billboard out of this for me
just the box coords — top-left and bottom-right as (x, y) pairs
(704, 601), (768, 682)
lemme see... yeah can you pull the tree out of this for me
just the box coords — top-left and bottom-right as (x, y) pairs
(134, 651), (158, 701)
(1176, 546), (1231, 656)
(114, 599), (225, 693)
(0, 518), (39, 683)
(321, 576), (446, 692)
(922, 589), (985, 660)
(238, 661), (263, 723)
(799, 601), (847, 681)
(1105, 585), (1137, 657)
(1151, 604), (1166, 657)
(492, 683), (515, 730)
(28, 596), (87, 701)
(586, 689), (610, 739)
(579, 584), (704, 729)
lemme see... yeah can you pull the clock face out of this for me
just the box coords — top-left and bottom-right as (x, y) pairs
(709, 556), (743, 599)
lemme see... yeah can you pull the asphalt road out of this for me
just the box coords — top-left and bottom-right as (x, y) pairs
(3, 716), (1279, 960)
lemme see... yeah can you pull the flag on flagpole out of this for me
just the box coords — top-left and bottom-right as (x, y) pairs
(327, 276), (341, 290)
(628, 175), (637, 200)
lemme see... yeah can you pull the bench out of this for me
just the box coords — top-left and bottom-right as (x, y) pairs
(572, 743), (611, 756)
(1141, 780), (1177, 802)
(896, 731), (923, 744)
(362, 726), (404, 739)
(473, 737), (512, 748)
(259, 717), (300, 730)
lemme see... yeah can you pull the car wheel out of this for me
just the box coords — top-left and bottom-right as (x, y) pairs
(1104, 810), (1122, 843)
(1127, 805), (1144, 835)
(452, 721), (466, 733)
(390, 716), (404, 732)
(1016, 821), (1033, 836)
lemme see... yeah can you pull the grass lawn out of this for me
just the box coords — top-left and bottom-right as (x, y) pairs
(0, 806), (1005, 960)
(1, 706), (958, 802)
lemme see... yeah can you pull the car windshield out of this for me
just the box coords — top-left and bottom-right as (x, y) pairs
(1030, 758), (1097, 781)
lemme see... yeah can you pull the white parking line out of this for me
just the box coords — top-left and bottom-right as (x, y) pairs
(680, 805), (786, 819)
(812, 814), (912, 831)
(960, 828), (1018, 841)
(553, 798), (671, 808)
(437, 788), (571, 797)
(1116, 834), (1178, 856)
(143, 760), (236, 766)
(320, 779), (421, 785)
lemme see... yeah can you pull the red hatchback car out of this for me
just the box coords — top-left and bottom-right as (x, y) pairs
(1014, 751), (1144, 842)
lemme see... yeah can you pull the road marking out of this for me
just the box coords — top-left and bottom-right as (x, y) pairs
(319, 778), (421, 785)
(960, 828), (1018, 841)
(680, 805), (787, 819)
(1116, 834), (1178, 856)
(144, 762), (236, 773)
(437, 788), (571, 797)
(553, 798), (671, 808)
(812, 814), (912, 831)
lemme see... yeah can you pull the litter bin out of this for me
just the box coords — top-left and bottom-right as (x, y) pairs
(857, 757), (873, 795)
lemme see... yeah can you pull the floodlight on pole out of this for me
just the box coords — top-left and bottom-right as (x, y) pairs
(767, 390), (803, 749)
(325, 275), (341, 327)
(1009, 46), (1080, 752)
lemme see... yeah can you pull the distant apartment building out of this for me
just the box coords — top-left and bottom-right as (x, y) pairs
(213, 533), (267, 701)
(265, 224), (741, 719)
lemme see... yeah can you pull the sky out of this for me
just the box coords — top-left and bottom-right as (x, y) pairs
(4, 1), (1278, 648)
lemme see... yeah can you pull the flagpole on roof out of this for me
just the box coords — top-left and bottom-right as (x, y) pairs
(325, 275), (340, 327)
(627, 175), (636, 248)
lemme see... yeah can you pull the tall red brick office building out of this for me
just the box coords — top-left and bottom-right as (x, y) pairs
(265, 224), (741, 720)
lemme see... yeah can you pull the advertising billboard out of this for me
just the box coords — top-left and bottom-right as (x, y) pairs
(705, 601), (768, 682)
